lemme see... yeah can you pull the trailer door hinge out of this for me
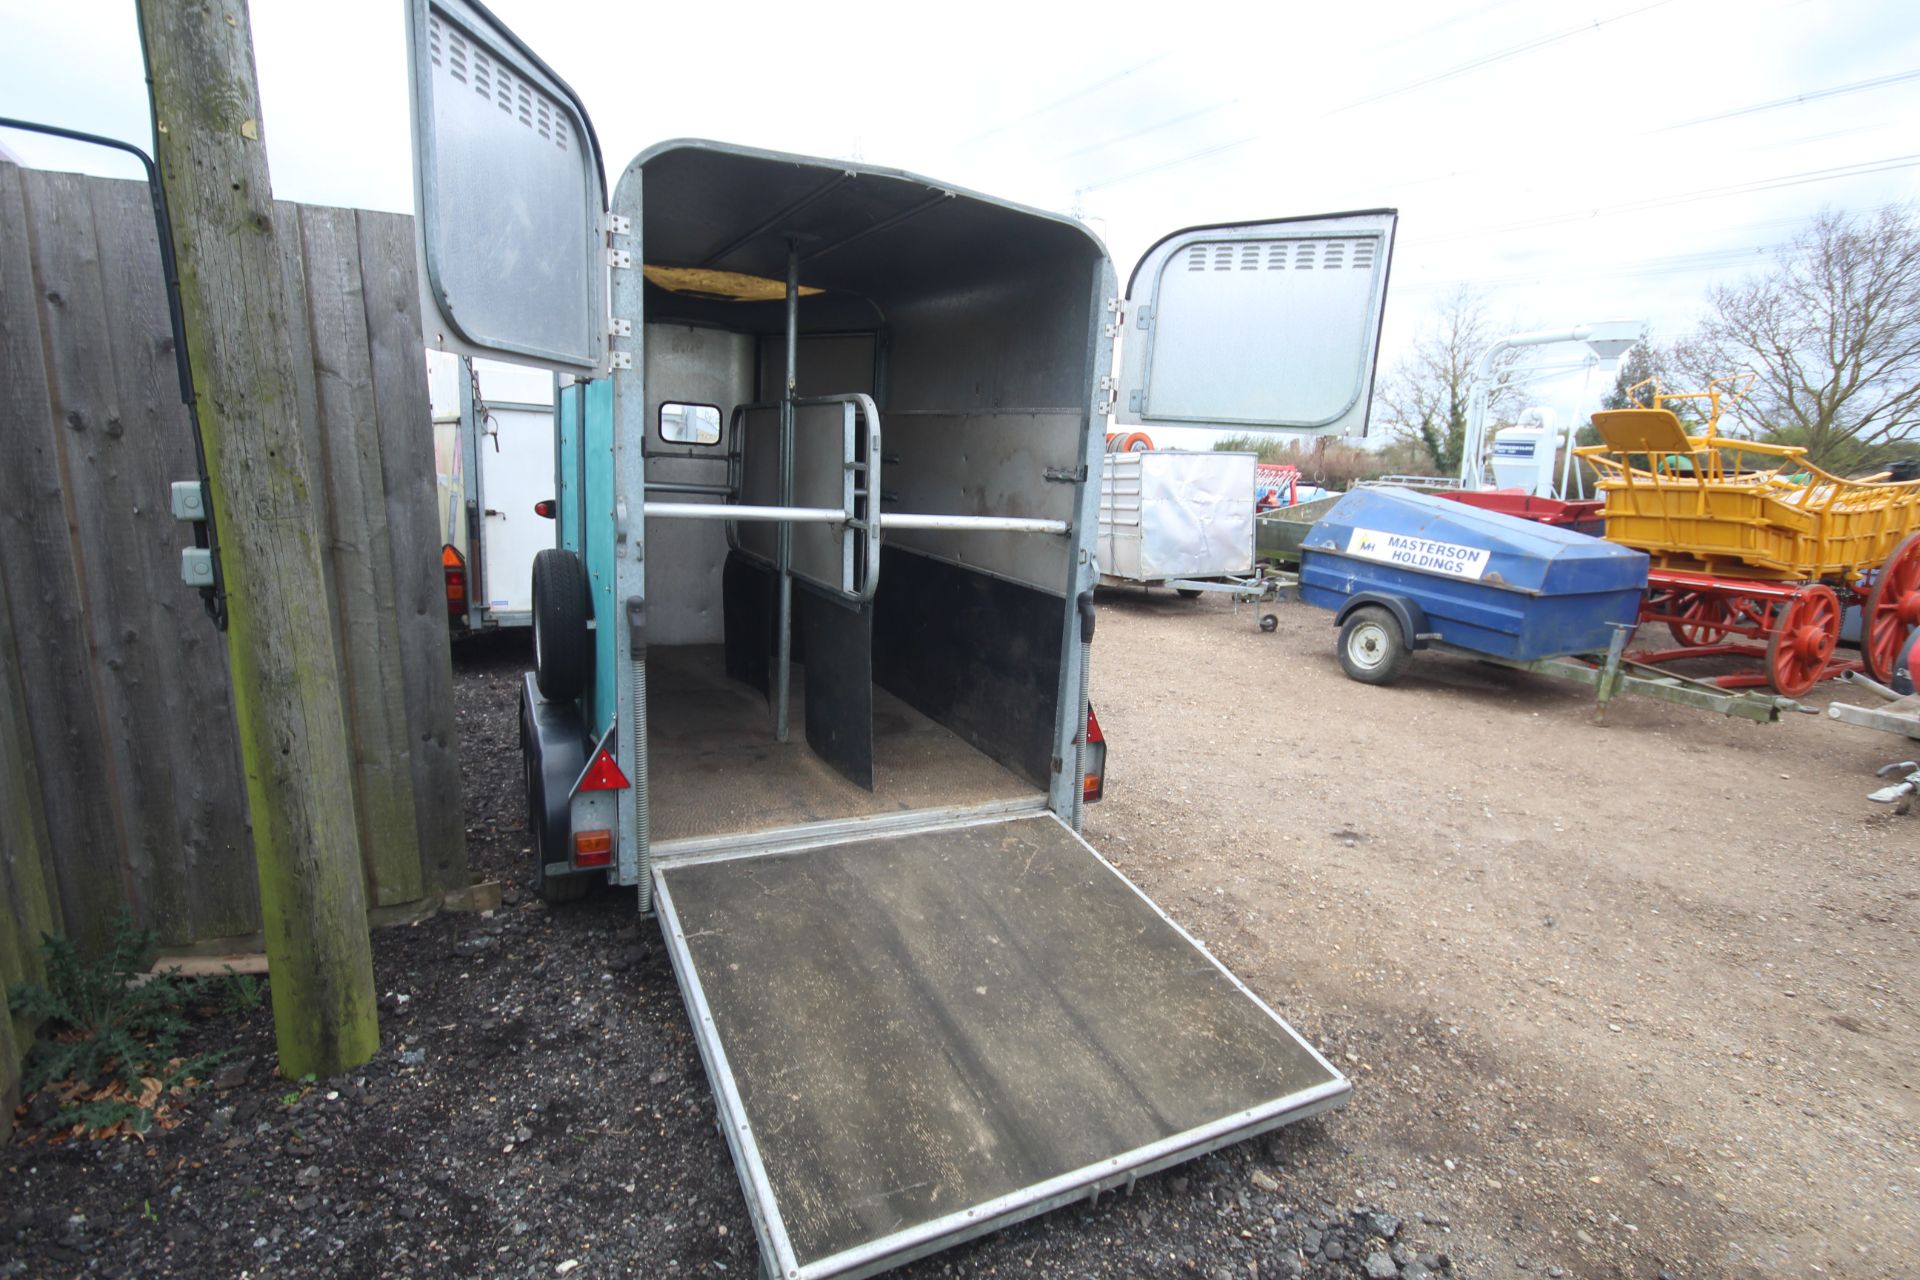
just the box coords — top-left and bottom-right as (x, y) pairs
(1097, 374), (1118, 410)
(607, 214), (632, 237)
(610, 317), (632, 337)
(608, 248), (633, 269)
(610, 351), (633, 370)
(1102, 297), (1123, 338)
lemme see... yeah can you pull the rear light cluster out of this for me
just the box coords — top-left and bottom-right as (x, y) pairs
(572, 829), (613, 868)
(441, 545), (467, 623)
(1082, 704), (1106, 804)
(570, 745), (629, 870)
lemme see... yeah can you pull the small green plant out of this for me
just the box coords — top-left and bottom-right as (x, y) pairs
(280, 1090), (302, 1107)
(218, 967), (265, 1014)
(6, 909), (229, 1135)
(141, 1200), (159, 1224)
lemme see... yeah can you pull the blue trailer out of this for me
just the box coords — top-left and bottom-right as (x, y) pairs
(1297, 488), (1786, 721)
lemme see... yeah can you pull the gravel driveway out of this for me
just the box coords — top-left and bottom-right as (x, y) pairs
(4, 597), (1912, 1280)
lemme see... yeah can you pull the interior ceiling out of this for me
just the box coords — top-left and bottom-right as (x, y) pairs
(637, 142), (1103, 329)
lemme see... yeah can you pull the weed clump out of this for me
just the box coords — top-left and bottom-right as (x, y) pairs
(7, 910), (250, 1137)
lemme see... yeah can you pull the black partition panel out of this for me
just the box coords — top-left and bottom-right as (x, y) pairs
(872, 547), (1062, 790)
(795, 582), (875, 790)
(722, 551), (776, 698)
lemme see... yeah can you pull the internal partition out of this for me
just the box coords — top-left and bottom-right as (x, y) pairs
(632, 143), (1105, 845)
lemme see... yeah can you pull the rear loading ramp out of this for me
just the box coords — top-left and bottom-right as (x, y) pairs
(653, 813), (1348, 1280)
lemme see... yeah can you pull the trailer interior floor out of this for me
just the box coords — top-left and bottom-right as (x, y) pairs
(646, 645), (1041, 844)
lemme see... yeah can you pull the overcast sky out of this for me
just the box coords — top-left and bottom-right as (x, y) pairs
(4, 0), (1917, 444)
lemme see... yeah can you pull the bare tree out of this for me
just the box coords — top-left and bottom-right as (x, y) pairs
(1670, 205), (1920, 469)
(1374, 286), (1529, 474)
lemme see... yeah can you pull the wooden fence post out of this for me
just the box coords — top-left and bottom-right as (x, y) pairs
(136, 0), (378, 1077)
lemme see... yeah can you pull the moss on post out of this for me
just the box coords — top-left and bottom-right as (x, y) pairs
(137, 0), (378, 1078)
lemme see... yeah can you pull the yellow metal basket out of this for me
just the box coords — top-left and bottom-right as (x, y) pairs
(1576, 388), (1920, 584)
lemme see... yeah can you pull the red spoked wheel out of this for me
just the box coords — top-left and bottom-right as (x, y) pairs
(1666, 591), (1733, 647)
(1862, 532), (1920, 683)
(1765, 584), (1841, 697)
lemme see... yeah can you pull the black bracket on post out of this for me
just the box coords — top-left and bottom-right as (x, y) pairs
(0, 114), (227, 629)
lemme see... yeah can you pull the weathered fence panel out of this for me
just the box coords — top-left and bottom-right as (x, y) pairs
(0, 164), (471, 1124)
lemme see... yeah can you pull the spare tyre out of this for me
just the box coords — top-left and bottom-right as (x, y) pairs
(531, 548), (589, 702)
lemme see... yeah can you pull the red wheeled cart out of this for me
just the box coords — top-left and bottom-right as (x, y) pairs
(1578, 382), (1920, 699)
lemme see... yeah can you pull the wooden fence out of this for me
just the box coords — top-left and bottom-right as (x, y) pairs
(1, 165), (469, 1130)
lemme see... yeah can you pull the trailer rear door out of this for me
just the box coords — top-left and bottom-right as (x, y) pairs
(653, 813), (1347, 1280)
(1117, 211), (1397, 435)
(404, 0), (610, 375)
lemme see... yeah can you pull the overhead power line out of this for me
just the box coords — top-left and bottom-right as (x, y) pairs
(1051, 99), (1238, 163)
(1410, 153), (1920, 245)
(1079, 0), (1677, 193)
(1643, 67), (1920, 134)
(1332, 0), (1676, 115)
(958, 54), (1171, 148)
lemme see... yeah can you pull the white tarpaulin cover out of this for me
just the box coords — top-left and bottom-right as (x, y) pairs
(1099, 451), (1257, 582)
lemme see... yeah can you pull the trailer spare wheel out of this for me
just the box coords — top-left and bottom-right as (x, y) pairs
(531, 548), (589, 702)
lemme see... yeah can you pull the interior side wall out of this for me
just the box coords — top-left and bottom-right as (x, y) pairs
(879, 262), (1093, 596)
(643, 324), (754, 645)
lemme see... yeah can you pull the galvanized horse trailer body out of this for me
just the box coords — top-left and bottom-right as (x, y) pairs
(404, 3), (1395, 1275)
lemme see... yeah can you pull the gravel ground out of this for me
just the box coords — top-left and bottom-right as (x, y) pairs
(1083, 589), (1919, 1280)
(4, 599), (1914, 1279)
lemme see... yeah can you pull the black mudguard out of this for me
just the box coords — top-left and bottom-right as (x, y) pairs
(520, 672), (590, 863)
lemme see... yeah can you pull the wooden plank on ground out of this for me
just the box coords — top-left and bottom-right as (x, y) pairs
(356, 209), (469, 895)
(296, 204), (423, 907)
(1, 165), (128, 955)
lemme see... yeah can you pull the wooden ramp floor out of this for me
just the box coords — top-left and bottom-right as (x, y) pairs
(654, 814), (1347, 1278)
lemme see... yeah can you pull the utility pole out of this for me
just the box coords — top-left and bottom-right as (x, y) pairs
(137, 0), (378, 1077)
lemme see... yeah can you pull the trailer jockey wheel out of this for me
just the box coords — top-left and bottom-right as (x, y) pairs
(531, 548), (590, 702)
(1338, 605), (1412, 685)
(1260, 613), (1279, 633)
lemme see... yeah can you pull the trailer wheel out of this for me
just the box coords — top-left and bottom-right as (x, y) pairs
(531, 548), (589, 703)
(1259, 613), (1279, 633)
(525, 736), (590, 904)
(1176, 588), (1203, 600)
(1337, 605), (1412, 685)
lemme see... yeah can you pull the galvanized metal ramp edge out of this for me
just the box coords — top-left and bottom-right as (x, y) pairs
(649, 812), (1351, 1280)
(648, 796), (1051, 869)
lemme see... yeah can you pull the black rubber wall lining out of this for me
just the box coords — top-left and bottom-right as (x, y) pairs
(723, 546), (1061, 792)
(795, 582), (876, 790)
(871, 547), (1062, 790)
(722, 551), (777, 697)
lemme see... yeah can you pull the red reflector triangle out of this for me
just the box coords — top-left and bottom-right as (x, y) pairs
(579, 747), (630, 791)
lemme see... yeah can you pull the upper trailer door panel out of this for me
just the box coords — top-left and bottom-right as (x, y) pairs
(1117, 211), (1397, 434)
(404, 0), (609, 374)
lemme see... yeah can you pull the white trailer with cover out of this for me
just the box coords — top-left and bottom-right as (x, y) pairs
(405, 4), (1396, 1275)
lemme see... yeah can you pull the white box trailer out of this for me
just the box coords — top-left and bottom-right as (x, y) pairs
(426, 352), (556, 631)
(404, 3), (1395, 1274)
(1098, 449), (1258, 591)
